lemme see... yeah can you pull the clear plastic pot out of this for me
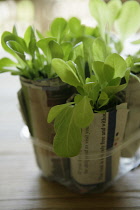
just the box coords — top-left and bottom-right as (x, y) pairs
(20, 103), (140, 194)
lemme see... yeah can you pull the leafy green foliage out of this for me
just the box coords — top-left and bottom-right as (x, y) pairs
(6, 40), (25, 60)
(107, 0), (122, 28)
(53, 106), (82, 157)
(48, 43), (130, 157)
(0, 17), (101, 80)
(0, 27), (46, 79)
(61, 42), (73, 61)
(0, 25), (88, 79)
(50, 18), (67, 43)
(52, 58), (81, 87)
(115, 1), (140, 41)
(89, 0), (108, 40)
(125, 55), (140, 74)
(47, 102), (74, 123)
(47, 16), (99, 51)
(126, 56), (134, 69)
(73, 96), (94, 128)
(97, 92), (109, 108)
(0, 58), (18, 74)
(24, 26), (36, 48)
(68, 17), (85, 38)
(1, 3), (139, 157)
(105, 53), (126, 78)
(89, 0), (140, 52)
(92, 37), (109, 61)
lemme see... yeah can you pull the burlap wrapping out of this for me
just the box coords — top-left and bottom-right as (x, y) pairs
(18, 76), (74, 179)
(70, 103), (128, 186)
(122, 75), (140, 157)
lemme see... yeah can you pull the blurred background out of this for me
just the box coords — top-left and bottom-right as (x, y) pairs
(0, 0), (97, 36)
(0, 0), (139, 54)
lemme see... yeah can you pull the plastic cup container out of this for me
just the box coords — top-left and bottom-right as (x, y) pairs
(21, 125), (140, 194)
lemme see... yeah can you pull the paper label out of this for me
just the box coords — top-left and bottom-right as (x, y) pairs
(70, 104), (128, 185)
(70, 113), (108, 185)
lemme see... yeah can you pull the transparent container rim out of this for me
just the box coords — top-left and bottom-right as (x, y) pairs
(20, 125), (140, 160)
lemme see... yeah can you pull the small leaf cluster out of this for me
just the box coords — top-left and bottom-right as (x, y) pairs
(0, 17), (99, 80)
(0, 26), (49, 79)
(46, 17), (100, 44)
(0, 26), (77, 79)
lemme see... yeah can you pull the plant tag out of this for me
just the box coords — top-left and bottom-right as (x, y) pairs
(70, 113), (108, 185)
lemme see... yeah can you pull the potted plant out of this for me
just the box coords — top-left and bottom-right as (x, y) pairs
(0, 0), (140, 194)
(46, 37), (130, 192)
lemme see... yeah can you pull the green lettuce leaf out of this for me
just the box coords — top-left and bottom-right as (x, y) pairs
(52, 58), (81, 87)
(53, 106), (82, 157)
(73, 96), (94, 128)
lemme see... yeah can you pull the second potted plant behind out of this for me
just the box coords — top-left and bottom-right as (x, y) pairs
(89, 0), (140, 162)
(0, 25), (78, 179)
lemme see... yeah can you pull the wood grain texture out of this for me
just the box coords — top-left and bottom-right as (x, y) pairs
(0, 143), (140, 210)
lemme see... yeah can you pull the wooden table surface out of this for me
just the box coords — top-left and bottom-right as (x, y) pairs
(0, 74), (140, 210)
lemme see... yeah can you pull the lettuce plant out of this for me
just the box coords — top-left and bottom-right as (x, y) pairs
(0, 17), (100, 80)
(47, 38), (130, 157)
(0, 26), (88, 80)
(46, 17), (101, 73)
(0, 26), (48, 79)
